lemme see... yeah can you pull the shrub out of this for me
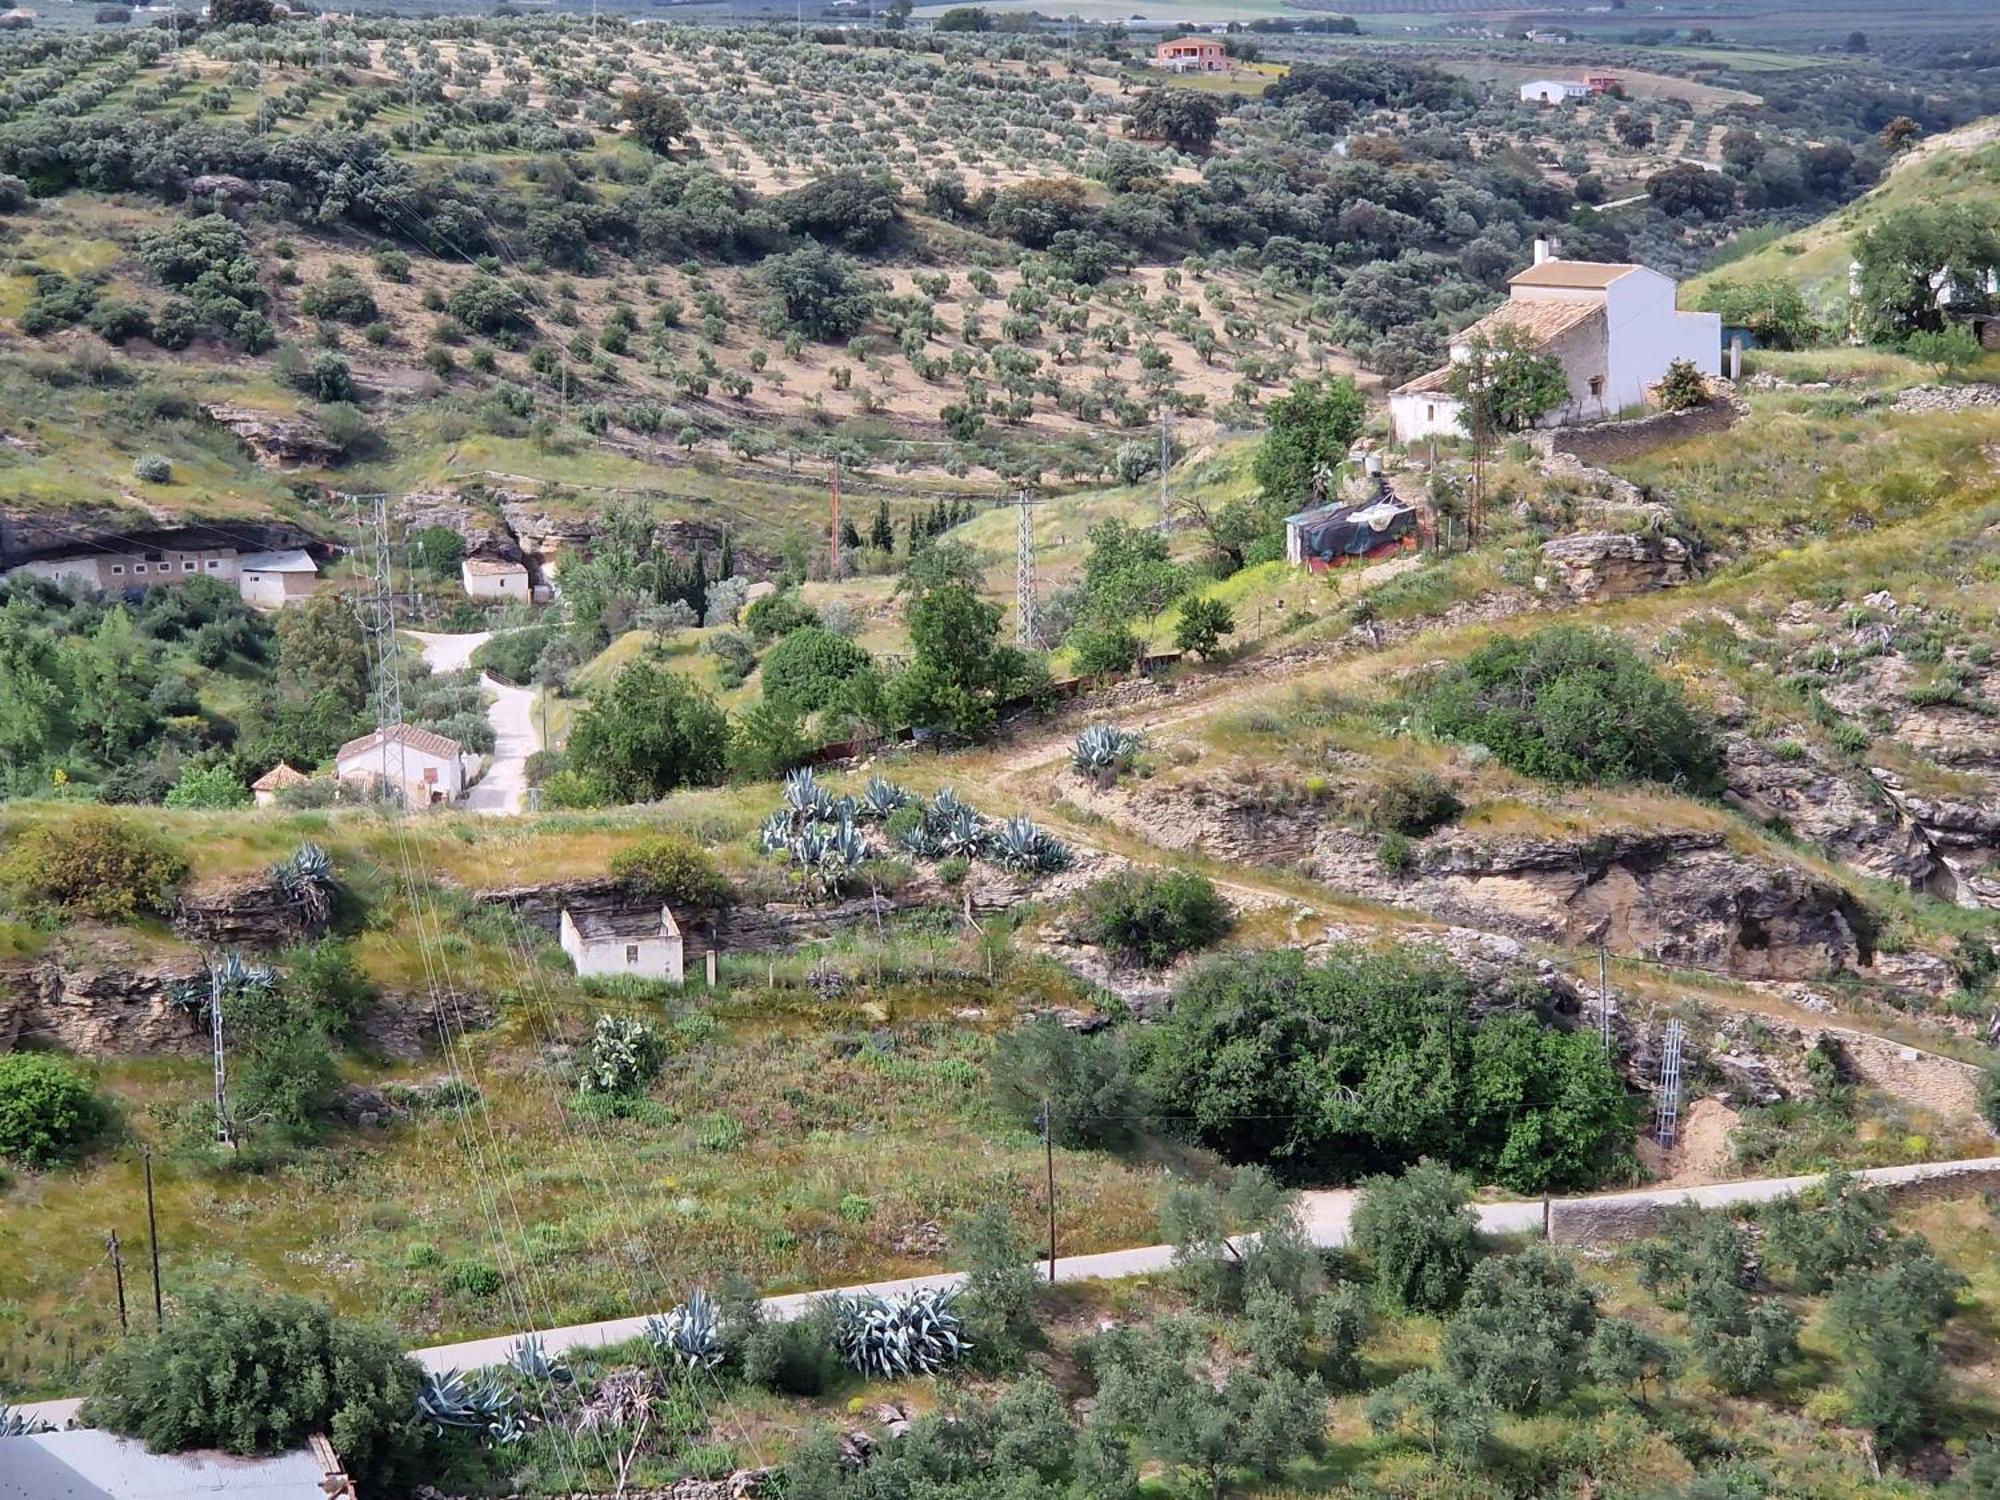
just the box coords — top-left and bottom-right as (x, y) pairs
(989, 1014), (1145, 1149)
(0, 1054), (106, 1167)
(1351, 1161), (1480, 1314)
(1077, 870), (1229, 968)
(165, 764), (251, 809)
(82, 1287), (435, 1491)
(739, 1305), (844, 1395)
(0, 815), (187, 919)
(609, 834), (730, 909)
(133, 453), (172, 483)
(759, 627), (873, 714)
(443, 1260), (504, 1299)
(579, 1015), (665, 1096)
(1415, 626), (1718, 789)
(1356, 769), (1461, 836)
(1655, 357), (1709, 411)
(744, 589), (819, 643)
(1440, 1245), (1598, 1412)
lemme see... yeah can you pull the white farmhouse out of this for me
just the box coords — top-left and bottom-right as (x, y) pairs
(334, 724), (465, 806)
(1520, 79), (1590, 103)
(250, 762), (310, 806)
(462, 555), (531, 601)
(1390, 246), (1721, 445)
(559, 904), (684, 983)
(237, 549), (320, 608)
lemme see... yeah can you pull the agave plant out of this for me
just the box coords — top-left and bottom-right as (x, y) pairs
(859, 775), (910, 821)
(935, 806), (991, 861)
(925, 787), (976, 831)
(0, 1403), (52, 1437)
(1072, 724), (1140, 777)
(506, 1333), (572, 1387)
(643, 1288), (725, 1373)
(831, 1287), (971, 1379)
(759, 808), (793, 855)
(782, 767), (835, 823)
(896, 818), (944, 859)
(416, 1369), (525, 1445)
(990, 815), (1074, 875)
(272, 841), (336, 927)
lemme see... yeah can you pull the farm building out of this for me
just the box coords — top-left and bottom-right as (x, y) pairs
(559, 904), (685, 982)
(334, 724), (466, 807)
(250, 763), (310, 806)
(1520, 79), (1590, 104)
(3, 537), (324, 609)
(237, 549), (320, 608)
(462, 555), (531, 600)
(1152, 37), (1227, 71)
(1390, 243), (1721, 444)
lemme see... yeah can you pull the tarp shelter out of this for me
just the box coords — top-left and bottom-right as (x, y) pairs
(1287, 499), (1418, 571)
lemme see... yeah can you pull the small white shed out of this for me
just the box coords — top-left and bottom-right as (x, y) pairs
(560, 905), (684, 983)
(462, 556), (531, 600)
(237, 549), (320, 609)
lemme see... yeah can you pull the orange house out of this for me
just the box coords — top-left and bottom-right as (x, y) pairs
(1153, 37), (1227, 72)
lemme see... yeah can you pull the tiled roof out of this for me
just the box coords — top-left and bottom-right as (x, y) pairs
(251, 763), (309, 790)
(1393, 299), (1605, 395)
(1508, 260), (1640, 289)
(336, 724), (464, 763)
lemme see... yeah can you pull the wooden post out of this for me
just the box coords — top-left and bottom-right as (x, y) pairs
(109, 1230), (128, 1335)
(1043, 1099), (1057, 1283)
(705, 949), (717, 987)
(143, 1148), (163, 1331)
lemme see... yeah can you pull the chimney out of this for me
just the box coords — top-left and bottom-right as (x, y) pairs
(1532, 238), (1551, 266)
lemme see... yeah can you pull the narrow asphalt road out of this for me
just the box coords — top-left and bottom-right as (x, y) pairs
(19, 1154), (1999, 1426)
(408, 630), (538, 817)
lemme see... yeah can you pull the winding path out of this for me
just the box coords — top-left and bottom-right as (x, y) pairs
(407, 630), (539, 816)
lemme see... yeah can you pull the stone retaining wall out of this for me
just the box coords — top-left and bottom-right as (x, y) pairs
(1545, 395), (1742, 466)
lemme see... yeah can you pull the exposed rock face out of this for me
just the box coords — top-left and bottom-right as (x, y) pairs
(173, 872), (319, 948)
(1721, 732), (1934, 886)
(200, 403), (344, 469)
(1309, 827), (1863, 979)
(2, 939), (206, 1054)
(1540, 531), (1692, 603)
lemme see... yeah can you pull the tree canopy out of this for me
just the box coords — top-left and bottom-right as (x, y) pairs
(565, 653), (731, 802)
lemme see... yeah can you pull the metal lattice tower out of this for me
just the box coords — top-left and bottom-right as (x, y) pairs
(207, 957), (233, 1149)
(1657, 1018), (1686, 1148)
(1015, 487), (1040, 646)
(345, 492), (408, 804)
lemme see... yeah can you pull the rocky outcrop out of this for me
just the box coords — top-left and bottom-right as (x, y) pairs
(1890, 383), (2000, 415)
(1540, 531), (1692, 603)
(173, 872), (319, 948)
(1721, 733), (1933, 887)
(1310, 827), (1863, 979)
(2, 938), (206, 1054)
(200, 403), (343, 469)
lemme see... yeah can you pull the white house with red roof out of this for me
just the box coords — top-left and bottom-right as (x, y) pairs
(1390, 244), (1721, 444)
(334, 724), (467, 806)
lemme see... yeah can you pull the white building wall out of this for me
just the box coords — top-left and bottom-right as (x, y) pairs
(335, 743), (463, 804)
(239, 570), (316, 608)
(1602, 271), (1722, 411)
(1390, 392), (1468, 444)
(463, 563), (530, 600)
(559, 912), (685, 981)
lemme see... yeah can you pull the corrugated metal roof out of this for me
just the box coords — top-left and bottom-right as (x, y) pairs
(236, 550), (317, 574)
(0, 1430), (334, 1500)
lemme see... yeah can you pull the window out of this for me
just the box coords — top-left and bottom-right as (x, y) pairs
(422, 767), (438, 785)
(1425, 404), (1436, 421)
(183, 560), (196, 572)
(1588, 376), (1605, 399)
(134, 564), (146, 574)
(625, 944), (640, 965)
(205, 559), (220, 570)
(110, 564), (125, 575)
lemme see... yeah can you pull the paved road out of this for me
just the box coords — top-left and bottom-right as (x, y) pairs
(18, 1154), (1998, 1425)
(408, 631), (538, 817)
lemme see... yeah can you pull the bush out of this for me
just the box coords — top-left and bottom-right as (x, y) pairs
(133, 453), (172, 483)
(1440, 1245), (1598, 1412)
(608, 834), (730, 909)
(1355, 768), (1461, 836)
(1351, 1161), (1480, 1314)
(739, 1304), (844, 1395)
(165, 764), (250, 809)
(760, 626), (873, 714)
(988, 1014), (1145, 1149)
(1415, 626), (1718, 789)
(1077, 870), (1230, 968)
(1656, 358), (1708, 412)
(0, 1054), (106, 1167)
(0, 814), (187, 919)
(744, 589), (819, 643)
(82, 1287), (435, 1493)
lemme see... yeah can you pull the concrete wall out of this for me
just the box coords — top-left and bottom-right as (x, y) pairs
(335, 745), (462, 804)
(239, 570), (317, 608)
(1390, 390), (1467, 443)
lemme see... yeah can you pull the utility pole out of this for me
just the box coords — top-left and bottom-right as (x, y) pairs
(108, 1230), (128, 1335)
(1041, 1098), (1057, 1284)
(143, 1147), (163, 1331)
(829, 452), (842, 580)
(1015, 487), (1039, 646)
